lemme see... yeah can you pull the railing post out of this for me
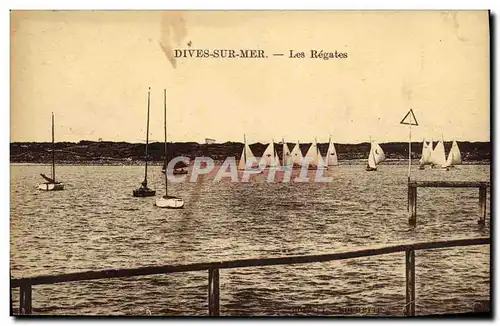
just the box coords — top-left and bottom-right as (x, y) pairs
(478, 186), (487, 225)
(208, 268), (220, 316)
(18, 284), (32, 315)
(408, 185), (417, 225)
(405, 249), (416, 316)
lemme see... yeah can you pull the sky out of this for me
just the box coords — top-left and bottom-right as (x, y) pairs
(10, 10), (490, 144)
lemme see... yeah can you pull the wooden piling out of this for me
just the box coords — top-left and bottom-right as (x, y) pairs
(478, 186), (487, 225)
(408, 186), (417, 225)
(405, 249), (416, 317)
(18, 284), (32, 315)
(208, 268), (220, 316)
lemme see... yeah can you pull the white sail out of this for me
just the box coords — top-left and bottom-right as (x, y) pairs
(373, 142), (386, 164)
(367, 145), (377, 169)
(419, 140), (432, 165)
(282, 141), (293, 167)
(291, 141), (303, 166)
(326, 137), (338, 166)
(304, 139), (327, 169)
(445, 140), (462, 167)
(259, 141), (279, 168)
(238, 146), (247, 170)
(431, 140), (446, 167)
(238, 138), (257, 170)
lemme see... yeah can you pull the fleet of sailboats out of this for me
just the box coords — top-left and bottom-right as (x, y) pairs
(418, 137), (463, 170)
(33, 93), (466, 205)
(38, 113), (64, 191)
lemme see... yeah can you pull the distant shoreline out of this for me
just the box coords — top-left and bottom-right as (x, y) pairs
(10, 159), (491, 166)
(10, 140), (491, 165)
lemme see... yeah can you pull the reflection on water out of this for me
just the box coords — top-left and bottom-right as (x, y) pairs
(10, 164), (490, 316)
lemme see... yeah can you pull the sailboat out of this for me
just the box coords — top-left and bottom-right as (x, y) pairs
(155, 89), (184, 209)
(366, 138), (386, 171)
(325, 136), (338, 167)
(238, 134), (259, 170)
(430, 138), (447, 169)
(444, 139), (462, 168)
(304, 138), (327, 170)
(259, 140), (280, 168)
(38, 113), (64, 191)
(418, 139), (433, 170)
(133, 88), (155, 197)
(290, 140), (304, 168)
(281, 138), (293, 169)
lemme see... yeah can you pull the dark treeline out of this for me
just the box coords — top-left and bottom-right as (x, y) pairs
(10, 140), (490, 164)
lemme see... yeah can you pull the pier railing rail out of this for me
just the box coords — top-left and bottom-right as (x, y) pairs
(10, 237), (490, 317)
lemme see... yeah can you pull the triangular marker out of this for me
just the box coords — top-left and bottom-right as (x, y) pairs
(400, 109), (419, 126)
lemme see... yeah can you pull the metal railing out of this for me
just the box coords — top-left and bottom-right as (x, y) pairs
(10, 237), (490, 316)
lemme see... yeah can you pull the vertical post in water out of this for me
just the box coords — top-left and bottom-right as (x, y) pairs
(405, 249), (416, 316)
(208, 268), (220, 316)
(19, 284), (32, 315)
(409, 185), (417, 225)
(408, 124), (412, 181)
(478, 186), (487, 225)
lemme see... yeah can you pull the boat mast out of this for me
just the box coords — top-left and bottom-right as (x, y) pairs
(144, 87), (151, 187)
(164, 89), (168, 196)
(243, 133), (247, 167)
(282, 137), (285, 164)
(51, 112), (55, 182)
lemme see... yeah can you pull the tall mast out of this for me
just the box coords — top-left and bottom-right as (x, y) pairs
(51, 112), (55, 182)
(243, 133), (247, 167)
(164, 89), (168, 196)
(282, 137), (285, 164)
(144, 87), (151, 186)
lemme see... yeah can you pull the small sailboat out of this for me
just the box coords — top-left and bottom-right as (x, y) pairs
(366, 138), (386, 171)
(238, 134), (259, 171)
(162, 161), (189, 175)
(38, 113), (64, 191)
(290, 140), (304, 168)
(444, 139), (462, 168)
(304, 138), (327, 170)
(430, 138), (447, 169)
(259, 139), (280, 169)
(281, 138), (293, 169)
(325, 136), (338, 167)
(133, 88), (155, 197)
(418, 139), (433, 170)
(156, 89), (184, 209)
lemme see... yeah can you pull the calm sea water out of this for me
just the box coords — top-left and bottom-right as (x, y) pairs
(10, 163), (490, 316)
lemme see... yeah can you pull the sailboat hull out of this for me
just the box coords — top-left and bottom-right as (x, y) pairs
(38, 183), (64, 191)
(133, 188), (156, 197)
(155, 196), (184, 209)
(365, 166), (377, 172)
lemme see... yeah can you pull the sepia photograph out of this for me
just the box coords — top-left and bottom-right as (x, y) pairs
(9, 9), (491, 317)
